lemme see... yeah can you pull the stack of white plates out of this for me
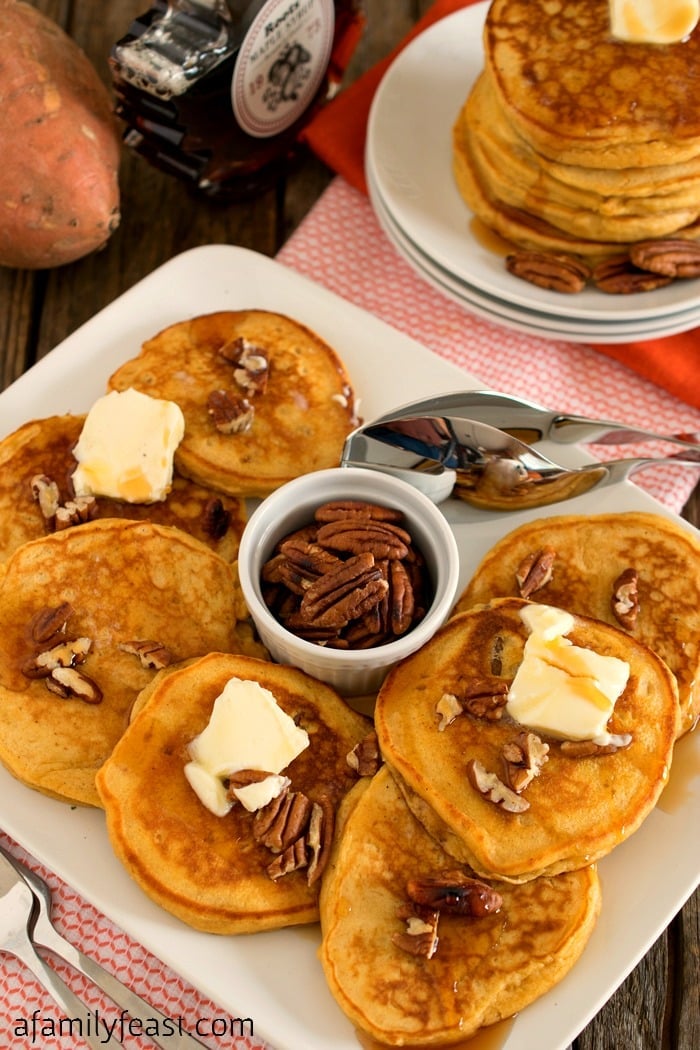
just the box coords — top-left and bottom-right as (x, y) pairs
(365, 2), (700, 344)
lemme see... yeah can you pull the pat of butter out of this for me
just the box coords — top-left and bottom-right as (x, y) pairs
(610, 0), (699, 43)
(72, 388), (185, 503)
(506, 605), (630, 741)
(186, 677), (309, 816)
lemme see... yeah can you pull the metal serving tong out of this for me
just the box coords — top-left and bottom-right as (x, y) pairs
(0, 845), (210, 1050)
(341, 391), (700, 510)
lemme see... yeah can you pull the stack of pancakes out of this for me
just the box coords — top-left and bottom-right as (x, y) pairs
(453, 0), (700, 256)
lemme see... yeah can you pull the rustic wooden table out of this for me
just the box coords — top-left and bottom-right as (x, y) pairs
(1, 3), (698, 1049)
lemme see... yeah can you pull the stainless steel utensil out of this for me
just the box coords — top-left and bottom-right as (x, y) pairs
(343, 413), (700, 510)
(0, 849), (109, 1050)
(0, 844), (211, 1050)
(371, 390), (700, 451)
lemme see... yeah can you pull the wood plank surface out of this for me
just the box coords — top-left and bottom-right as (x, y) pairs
(0, 3), (698, 1049)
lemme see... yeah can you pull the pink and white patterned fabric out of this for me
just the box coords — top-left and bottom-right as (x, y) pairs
(1, 177), (699, 1050)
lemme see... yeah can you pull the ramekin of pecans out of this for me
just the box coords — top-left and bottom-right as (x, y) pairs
(237, 467), (460, 697)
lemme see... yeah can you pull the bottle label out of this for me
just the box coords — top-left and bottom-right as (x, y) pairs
(231, 0), (335, 138)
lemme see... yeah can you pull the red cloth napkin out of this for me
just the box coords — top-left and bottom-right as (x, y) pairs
(301, 0), (700, 411)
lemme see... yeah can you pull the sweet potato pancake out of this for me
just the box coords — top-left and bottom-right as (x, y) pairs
(375, 598), (679, 882)
(320, 765), (601, 1046)
(455, 512), (700, 736)
(107, 310), (358, 497)
(0, 414), (246, 563)
(96, 652), (372, 933)
(0, 519), (246, 806)
(453, 0), (700, 254)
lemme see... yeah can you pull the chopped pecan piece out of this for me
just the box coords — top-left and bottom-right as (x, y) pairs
(306, 796), (334, 886)
(219, 336), (269, 395)
(559, 733), (632, 757)
(118, 640), (173, 670)
(611, 567), (639, 630)
(407, 870), (502, 917)
(347, 730), (382, 776)
(460, 677), (510, 721)
(502, 731), (549, 793)
(47, 666), (103, 704)
(30, 474), (60, 521)
(202, 497), (231, 540)
(630, 239), (700, 278)
(467, 759), (530, 813)
(506, 250), (591, 293)
(54, 496), (97, 531)
(436, 692), (463, 731)
(515, 546), (555, 597)
(392, 906), (440, 959)
(266, 838), (308, 880)
(207, 390), (254, 433)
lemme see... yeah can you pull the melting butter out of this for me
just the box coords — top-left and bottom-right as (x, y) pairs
(610, 0), (699, 43)
(506, 605), (630, 741)
(72, 388), (185, 503)
(184, 677), (310, 816)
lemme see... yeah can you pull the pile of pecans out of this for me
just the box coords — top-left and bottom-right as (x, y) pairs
(260, 499), (431, 649)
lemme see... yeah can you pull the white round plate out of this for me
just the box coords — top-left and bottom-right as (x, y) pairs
(366, 1), (700, 325)
(367, 166), (700, 343)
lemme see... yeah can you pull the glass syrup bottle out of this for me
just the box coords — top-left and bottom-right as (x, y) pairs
(110, 0), (365, 199)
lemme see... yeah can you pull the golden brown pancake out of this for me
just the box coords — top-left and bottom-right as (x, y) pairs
(455, 512), (700, 736)
(375, 598), (679, 882)
(483, 0), (700, 169)
(320, 765), (601, 1046)
(453, 0), (700, 254)
(0, 519), (247, 807)
(0, 414), (246, 563)
(107, 310), (358, 497)
(96, 652), (372, 933)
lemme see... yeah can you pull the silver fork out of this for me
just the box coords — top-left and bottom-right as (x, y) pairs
(0, 845), (212, 1050)
(0, 848), (111, 1049)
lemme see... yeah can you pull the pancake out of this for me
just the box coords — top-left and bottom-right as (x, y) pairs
(319, 765), (601, 1046)
(455, 512), (700, 736)
(483, 0), (700, 170)
(453, 0), (700, 256)
(96, 652), (372, 934)
(0, 519), (247, 807)
(375, 598), (679, 882)
(107, 310), (358, 497)
(0, 414), (246, 563)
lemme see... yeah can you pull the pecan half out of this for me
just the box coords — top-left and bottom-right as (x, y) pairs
(630, 239), (700, 278)
(506, 250), (591, 293)
(299, 552), (388, 629)
(593, 255), (673, 294)
(30, 602), (74, 645)
(266, 838), (308, 880)
(460, 678), (510, 721)
(611, 567), (639, 630)
(306, 796), (334, 886)
(466, 759), (530, 813)
(406, 870), (502, 917)
(314, 500), (405, 524)
(253, 789), (313, 853)
(515, 546), (555, 597)
(315, 519), (411, 560)
(54, 496), (97, 531)
(502, 731), (549, 793)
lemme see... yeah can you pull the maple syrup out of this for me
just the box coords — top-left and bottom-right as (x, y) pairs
(110, 0), (365, 199)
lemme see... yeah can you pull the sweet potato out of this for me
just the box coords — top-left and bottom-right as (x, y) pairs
(0, 0), (121, 269)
